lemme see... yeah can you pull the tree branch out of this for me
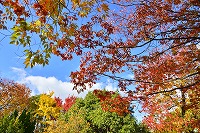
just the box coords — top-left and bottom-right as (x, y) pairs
(146, 80), (200, 96)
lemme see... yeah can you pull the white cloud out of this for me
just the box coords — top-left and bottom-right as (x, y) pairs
(25, 76), (103, 100)
(25, 76), (75, 99)
(10, 67), (121, 100)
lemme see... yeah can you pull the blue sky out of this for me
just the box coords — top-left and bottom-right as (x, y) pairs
(0, 25), (124, 98)
(0, 31), (146, 121)
(0, 35), (119, 98)
(0, 1), (137, 100)
(0, 3), (147, 119)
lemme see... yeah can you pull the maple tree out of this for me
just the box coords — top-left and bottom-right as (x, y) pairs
(0, 78), (31, 117)
(54, 97), (63, 108)
(54, 96), (76, 112)
(93, 89), (131, 116)
(134, 48), (200, 132)
(0, 0), (200, 131)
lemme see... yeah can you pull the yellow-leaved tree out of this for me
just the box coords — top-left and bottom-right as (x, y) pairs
(34, 92), (61, 132)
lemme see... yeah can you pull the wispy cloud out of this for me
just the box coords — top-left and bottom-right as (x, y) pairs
(11, 67), (27, 82)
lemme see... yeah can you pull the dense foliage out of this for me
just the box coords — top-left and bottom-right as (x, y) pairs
(0, 110), (35, 133)
(0, 0), (199, 132)
(0, 78), (31, 117)
(45, 91), (149, 133)
(0, 79), (148, 132)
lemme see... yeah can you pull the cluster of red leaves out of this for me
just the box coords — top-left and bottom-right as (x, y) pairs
(3, 0), (29, 17)
(54, 96), (76, 112)
(32, 3), (48, 18)
(63, 96), (76, 112)
(32, 0), (53, 23)
(134, 47), (200, 132)
(32, 0), (64, 23)
(54, 97), (63, 108)
(93, 89), (131, 116)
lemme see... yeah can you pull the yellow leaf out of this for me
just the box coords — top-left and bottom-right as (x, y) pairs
(78, 11), (87, 17)
(69, 26), (75, 36)
(35, 20), (42, 27)
(35, 92), (60, 121)
(70, 42), (75, 49)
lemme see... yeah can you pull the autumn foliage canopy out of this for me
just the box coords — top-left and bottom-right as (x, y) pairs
(0, 78), (30, 117)
(0, 0), (200, 132)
